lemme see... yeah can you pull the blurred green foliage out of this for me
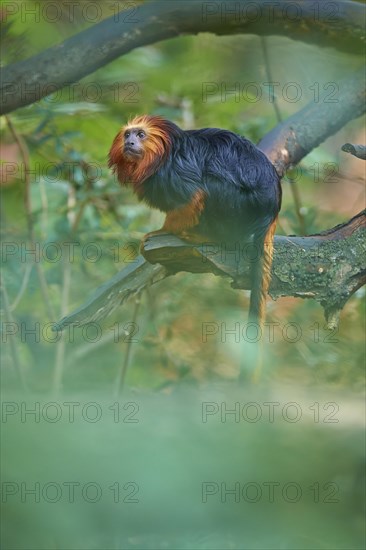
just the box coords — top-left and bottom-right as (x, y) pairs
(1, 2), (365, 549)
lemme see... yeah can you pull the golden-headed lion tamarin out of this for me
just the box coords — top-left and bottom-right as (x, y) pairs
(109, 115), (281, 333)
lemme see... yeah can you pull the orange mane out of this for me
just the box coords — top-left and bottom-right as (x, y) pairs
(108, 115), (173, 189)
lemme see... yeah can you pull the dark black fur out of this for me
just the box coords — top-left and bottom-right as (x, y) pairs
(140, 121), (281, 245)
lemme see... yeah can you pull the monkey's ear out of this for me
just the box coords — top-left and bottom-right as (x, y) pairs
(108, 131), (123, 169)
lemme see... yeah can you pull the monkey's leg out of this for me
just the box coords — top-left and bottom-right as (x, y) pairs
(141, 190), (207, 249)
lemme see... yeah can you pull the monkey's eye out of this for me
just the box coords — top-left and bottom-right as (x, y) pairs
(125, 131), (130, 138)
(137, 131), (145, 139)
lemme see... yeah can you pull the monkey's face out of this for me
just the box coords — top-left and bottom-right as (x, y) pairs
(123, 127), (146, 159)
(109, 115), (172, 184)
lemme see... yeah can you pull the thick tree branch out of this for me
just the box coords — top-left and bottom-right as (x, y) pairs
(258, 68), (366, 175)
(56, 211), (365, 330)
(54, 255), (166, 330)
(1, 0), (364, 114)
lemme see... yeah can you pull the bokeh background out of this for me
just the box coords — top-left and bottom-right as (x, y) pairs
(1, 1), (365, 549)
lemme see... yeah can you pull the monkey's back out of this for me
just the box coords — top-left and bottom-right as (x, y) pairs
(142, 127), (281, 243)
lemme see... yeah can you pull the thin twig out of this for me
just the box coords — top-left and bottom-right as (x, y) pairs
(35, 262), (56, 321)
(71, 198), (91, 233)
(38, 177), (49, 237)
(261, 37), (306, 235)
(4, 115), (33, 240)
(115, 292), (142, 397)
(52, 252), (72, 395)
(52, 180), (94, 392)
(260, 37), (283, 123)
(8, 263), (33, 312)
(288, 176), (307, 235)
(0, 277), (28, 392)
(5, 115), (56, 320)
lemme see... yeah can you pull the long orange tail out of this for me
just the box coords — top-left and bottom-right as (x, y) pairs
(247, 217), (277, 380)
(248, 217), (277, 327)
